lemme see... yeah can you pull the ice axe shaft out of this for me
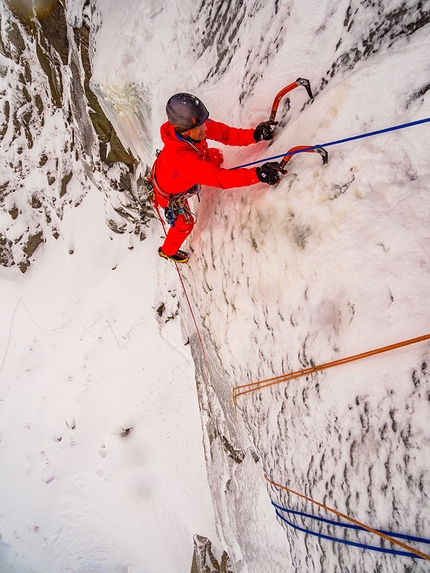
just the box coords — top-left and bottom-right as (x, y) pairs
(279, 146), (328, 173)
(269, 78), (314, 124)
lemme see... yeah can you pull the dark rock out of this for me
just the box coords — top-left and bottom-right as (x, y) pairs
(190, 535), (233, 573)
(59, 171), (73, 198)
(23, 230), (44, 257)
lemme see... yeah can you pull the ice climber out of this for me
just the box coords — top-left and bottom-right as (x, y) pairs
(152, 92), (282, 263)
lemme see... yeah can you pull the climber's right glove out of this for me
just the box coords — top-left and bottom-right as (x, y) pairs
(256, 162), (282, 185)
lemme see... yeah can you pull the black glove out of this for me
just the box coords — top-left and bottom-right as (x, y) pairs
(256, 162), (282, 185)
(254, 122), (275, 142)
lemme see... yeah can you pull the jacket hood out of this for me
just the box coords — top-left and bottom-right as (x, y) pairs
(160, 121), (181, 144)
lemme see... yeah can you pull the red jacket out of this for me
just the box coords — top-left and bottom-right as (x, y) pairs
(154, 119), (260, 195)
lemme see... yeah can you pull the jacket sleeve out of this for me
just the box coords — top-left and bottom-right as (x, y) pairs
(180, 148), (260, 189)
(205, 118), (256, 147)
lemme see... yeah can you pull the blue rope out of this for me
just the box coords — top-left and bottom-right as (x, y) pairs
(272, 502), (430, 559)
(234, 117), (430, 169)
(274, 510), (423, 559)
(272, 502), (430, 545)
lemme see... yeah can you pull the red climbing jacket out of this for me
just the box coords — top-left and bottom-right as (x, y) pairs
(152, 119), (260, 257)
(154, 119), (260, 196)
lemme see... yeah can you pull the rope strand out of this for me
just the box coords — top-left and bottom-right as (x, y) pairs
(175, 265), (210, 386)
(151, 201), (210, 387)
(272, 502), (430, 545)
(233, 117), (430, 169)
(265, 475), (430, 561)
(233, 333), (430, 404)
(275, 509), (425, 559)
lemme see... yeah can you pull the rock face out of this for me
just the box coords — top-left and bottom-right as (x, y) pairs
(0, 0), (152, 272)
(190, 535), (233, 573)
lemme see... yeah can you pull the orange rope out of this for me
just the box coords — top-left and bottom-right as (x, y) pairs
(233, 333), (430, 404)
(152, 200), (210, 387)
(176, 266), (210, 387)
(265, 475), (430, 561)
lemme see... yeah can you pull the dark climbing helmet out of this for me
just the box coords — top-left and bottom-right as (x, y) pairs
(166, 93), (209, 132)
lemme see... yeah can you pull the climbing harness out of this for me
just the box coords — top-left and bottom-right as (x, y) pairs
(144, 129), (209, 227)
(144, 158), (199, 228)
(163, 187), (199, 227)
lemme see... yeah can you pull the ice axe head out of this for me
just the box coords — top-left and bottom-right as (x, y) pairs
(269, 77), (314, 124)
(296, 78), (314, 100)
(315, 147), (329, 165)
(280, 146), (329, 171)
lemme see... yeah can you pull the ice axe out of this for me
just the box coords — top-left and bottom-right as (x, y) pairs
(270, 78), (313, 124)
(264, 146), (328, 179)
(258, 78), (314, 131)
(279, 146), (328, 173)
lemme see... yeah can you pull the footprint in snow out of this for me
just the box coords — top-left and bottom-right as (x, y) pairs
(98, 445), (107, 458)
(65, 415), (76, 430)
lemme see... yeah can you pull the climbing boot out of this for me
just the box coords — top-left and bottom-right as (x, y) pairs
(158, 247), (189, 264)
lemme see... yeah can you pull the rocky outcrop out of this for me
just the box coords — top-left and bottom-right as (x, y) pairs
(190, 535), (233, 573)
(0, 0), (152, 272)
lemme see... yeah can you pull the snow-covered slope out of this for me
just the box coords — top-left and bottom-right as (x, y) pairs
(1, 0), (430, 571)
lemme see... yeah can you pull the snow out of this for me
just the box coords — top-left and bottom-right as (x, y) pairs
(1, 0), (430, 571)
(0, 185), (217, 572)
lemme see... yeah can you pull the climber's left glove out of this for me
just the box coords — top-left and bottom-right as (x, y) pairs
(254, 122), (275, 142)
